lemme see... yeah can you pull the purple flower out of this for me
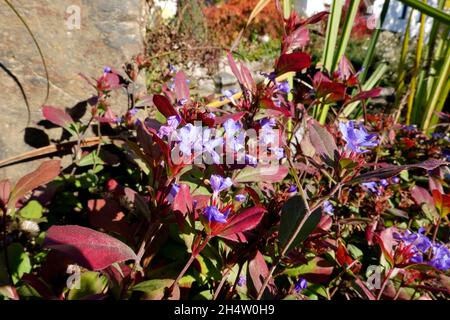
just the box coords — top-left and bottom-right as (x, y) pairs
(210, 174), (232, 194)
(260, 118), (277, 145)
(103, 66), (112, 74)
(261, 71), (277, 82)
(177, 98), (188, 106)
(222, 88), (238, 99)
(168, 63), (177, 73)
(237, 275), (247, 287)
(277, 81), (290, 94)
(380, 179), (389, 188)
(393, 228), (450, 269)
(403, 124), (417, 132)
(177, 123), (201, 156)
(361, 181), (379, 194)
(269, 147), (284, 160)
(392, 177), (400, 184)
(323, 200), (334, 215)
(204, 205), (230, 223)
(202, 128), (223, 164)
(235, 194), (246, 202)
(294, 278), (307, 293)
(223, 119), (245, 152)
(245, 154), (258, 166)
(429, 244), (450, 271)
(339, 121), (379, 154)
(288, 185), (298, 193)
(223, 119), (241, 136)
(159, 115), (181, 138)
(166, 183), (180, 204)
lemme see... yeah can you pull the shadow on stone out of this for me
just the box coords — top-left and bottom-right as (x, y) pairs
(24, 127), (50, 148)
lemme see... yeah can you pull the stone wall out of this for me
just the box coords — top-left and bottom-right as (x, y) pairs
(0, 0), (147, 181)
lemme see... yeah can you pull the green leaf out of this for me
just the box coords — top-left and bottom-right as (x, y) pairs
(67, 271), (107, 300)
(19, 200), (43, 219)
(132, 279), (173, 293)
(347, 244), (363, 260)
(7, 243), (31, 284)
(78, 150), (105, 167)
(279, 196), (322, 252)
(398, 0), (450, 25)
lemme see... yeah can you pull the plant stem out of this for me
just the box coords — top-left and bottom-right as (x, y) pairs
(256, 180), (342, 299)
(376, 268), (394, 300)
(164, 235), (210, 299)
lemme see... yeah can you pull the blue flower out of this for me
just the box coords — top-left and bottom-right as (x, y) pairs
(167, 183), (180, 204)
(260, 118), (277, 145)
(392, 177), (400, 184)
(294, 278), (307, 293)
(103, 66), (112, 74)
(339, 121), (379, 154)
(277, 81), (290, 94)
(394, 228), (450, 270)
(204, 205), (230, 223)
(223, 119), (241, 136)
(222, 88), (238, 99)
(177, 124), (201, 156)
(235, 194), (246, 202)
(323, 200), (334, 215)
(361, 181), (379, 194)
(223, 119), (245, 152)
(168, 63), (177, 73)
(237, 275), (247, 287)
(288, 185), (298, 193)
(202, 128), (223, 164)
(210, 174), (232, 194)
(429, 244), (450, 271)
(269, 147), (284, 160)
(158, 115), (181, 138)
(379, 179), (389, 188)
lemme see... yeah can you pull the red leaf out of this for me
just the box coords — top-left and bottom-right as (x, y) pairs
(300, 11), (329, 25)
(234, 165), (289, 183)
(308, 121), (338, 164)
(411, 186), (434, 207)
(374, 227), (398, 266)
(259, 97), (291, 117)
(276, 52), (311, 75)
(248, 250), (276, 298)
(153, 94), (179, 119)
(173, 184), (193, 216)
(43, 225), (138, 271)
(9, 160), (60, 206)
(87, 199), (134, 242)
(0, 179), (11, 208)
(214, 112), (246, 125)
(174, 71), (190, 102)
(42, 105), (73, 129)
(349, 88), (382, 103)
(432, 190), (450, 217)
(313, 72), (347, 102)
(283, 27), (309, 53)
(336, 241), (354, 267)
(239, 62), (256, 93)
(215, 206), (266, 237)
(350, 159), (448, 184)
(97, 73), (120, 91)
(226, 51), (244, 84)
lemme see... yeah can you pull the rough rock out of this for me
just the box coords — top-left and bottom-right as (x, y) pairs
(0, 0), (147, 181)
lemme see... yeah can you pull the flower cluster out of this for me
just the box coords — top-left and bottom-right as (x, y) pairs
(157, 116), (285, 165)
(339, 121), (379, 154)
(203, 174), (233, 223)
(394, 228), (450, 271)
